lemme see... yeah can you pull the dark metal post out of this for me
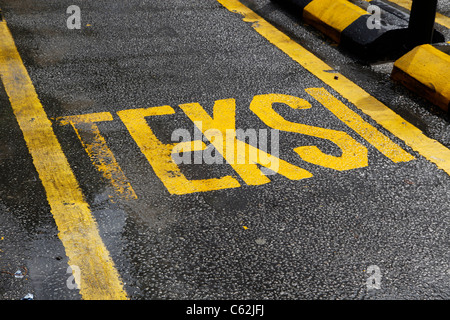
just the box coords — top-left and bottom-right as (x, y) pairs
(408, 0), (438, 45)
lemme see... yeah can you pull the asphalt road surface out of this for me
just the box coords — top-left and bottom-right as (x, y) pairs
(0, 0), (449, 302)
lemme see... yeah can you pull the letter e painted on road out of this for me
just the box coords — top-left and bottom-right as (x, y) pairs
(117, 106), (240, 195)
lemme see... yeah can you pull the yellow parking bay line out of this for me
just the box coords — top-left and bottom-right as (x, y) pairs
(0, 21), (127, 300)
(217, 0), (450, 175)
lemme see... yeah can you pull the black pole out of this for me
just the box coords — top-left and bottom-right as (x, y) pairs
(408, 0), (438, 45)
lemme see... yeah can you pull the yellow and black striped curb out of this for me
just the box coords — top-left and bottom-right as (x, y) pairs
(391, 43), (450, 113)
(271, 0), (445, 61)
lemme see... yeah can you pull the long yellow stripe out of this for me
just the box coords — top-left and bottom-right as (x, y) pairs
(0, 21), (127, 300)
(216, 0), (450, 174)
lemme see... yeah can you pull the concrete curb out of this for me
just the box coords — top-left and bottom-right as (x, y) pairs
(271, 0), (445, 61)
(391, 43), (450, 113)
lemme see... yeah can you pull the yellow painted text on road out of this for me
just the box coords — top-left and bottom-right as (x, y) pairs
(250, 93), (369, 171)
(60, 88), (416, 196)
(179, 98), (314, 185)
(117, 106), (241, 195)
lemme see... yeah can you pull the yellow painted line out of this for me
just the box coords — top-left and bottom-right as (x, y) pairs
(366, 0), (450, 30)
(392, 44), (450, 112)
(303, 0), (368, 42)
(0, 21), (127, 300)
(59, 112), (138, 201)
(216, 0), (450, 174)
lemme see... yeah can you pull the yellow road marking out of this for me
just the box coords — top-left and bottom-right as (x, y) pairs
(179, 99), (314, 184)
(216, 0), (450, 175)
(117, 106), (241, 195)
(62, 85), (413, 195)
(59, 112), (138, 201)
(0, 21), (127, 300)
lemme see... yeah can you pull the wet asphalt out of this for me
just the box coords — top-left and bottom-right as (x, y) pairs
(0, 0), (449, 301)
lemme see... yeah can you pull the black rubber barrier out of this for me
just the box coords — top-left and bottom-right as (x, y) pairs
(270, 0), (445, 62)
